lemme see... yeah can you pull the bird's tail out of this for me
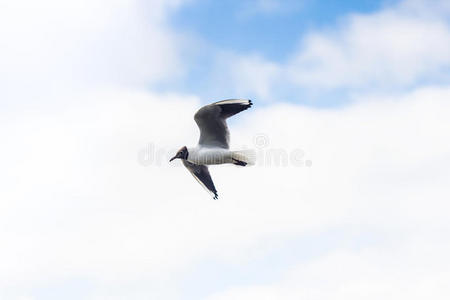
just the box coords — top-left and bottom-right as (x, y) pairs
(231, 149), (256, 166)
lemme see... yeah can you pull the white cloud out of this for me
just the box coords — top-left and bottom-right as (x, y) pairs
(222, 0), (450, 100)
(206, 235), (450, 300)
(216, 53), (282, 100)
(1, 86), (450, 299)
(289, 1), (450, 89)
(0, 0), (186, 103)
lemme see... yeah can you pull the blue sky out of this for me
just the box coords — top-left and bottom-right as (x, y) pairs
(1, 0), (450, 299)
(172, 0), (386, 60)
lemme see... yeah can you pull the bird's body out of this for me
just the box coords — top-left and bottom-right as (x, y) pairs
(170, 99), (254, 200)
(186, 146), (233, 165)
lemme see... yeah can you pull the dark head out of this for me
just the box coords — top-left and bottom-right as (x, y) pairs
(169, 146), (188, 162)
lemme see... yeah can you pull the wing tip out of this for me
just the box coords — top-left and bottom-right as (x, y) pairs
(244, 99), (252, 111)
(214, 99), (253, 106)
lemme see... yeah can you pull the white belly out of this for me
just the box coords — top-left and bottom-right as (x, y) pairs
(187, 147), (232, 165)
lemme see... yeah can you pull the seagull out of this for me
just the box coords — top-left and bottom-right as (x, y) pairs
(170, 99), (255, 200)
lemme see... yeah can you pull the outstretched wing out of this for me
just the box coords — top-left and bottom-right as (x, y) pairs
(182, 160), (218, 200)
(194, 99), (252, 149)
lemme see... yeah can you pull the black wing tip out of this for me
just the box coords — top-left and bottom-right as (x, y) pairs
(244, 99), (252, 111)
(213, 192), (219, 200)
(241, 99), (252, 105)
(241, 99), (252, 109)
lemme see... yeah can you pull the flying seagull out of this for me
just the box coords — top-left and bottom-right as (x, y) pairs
(170, 99), (255, 199)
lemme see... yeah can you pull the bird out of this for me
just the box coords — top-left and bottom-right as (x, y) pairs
(169, 99), (255, 200)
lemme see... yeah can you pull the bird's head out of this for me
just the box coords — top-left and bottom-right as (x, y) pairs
(169, 146), (188, 162)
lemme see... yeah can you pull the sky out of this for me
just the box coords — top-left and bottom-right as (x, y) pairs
(1, 0), (450, 299)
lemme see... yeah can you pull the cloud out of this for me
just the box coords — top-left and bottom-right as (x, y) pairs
(1, 85), (450, 299)
(238, 0), (305, 17)
(218, 0), (450, 101)
(215, 53), (282, 100)
(206, 235), (450, 300)
(0, 0), (186, 104)
(289, 0), (450, 90)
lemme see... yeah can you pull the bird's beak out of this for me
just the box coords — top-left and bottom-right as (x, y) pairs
(169, 155), (177, 162)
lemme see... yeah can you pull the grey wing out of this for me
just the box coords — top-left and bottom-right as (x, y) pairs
(194, 99), (253, 149)
(183, 160), (219, 200)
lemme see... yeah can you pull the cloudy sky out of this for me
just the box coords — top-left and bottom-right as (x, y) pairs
(1, 0), (450, 299)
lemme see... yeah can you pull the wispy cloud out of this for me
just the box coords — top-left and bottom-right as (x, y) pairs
(288, 1), (450, 90)
(212, 0), (450, 101)
(238, 0), (306, 17)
